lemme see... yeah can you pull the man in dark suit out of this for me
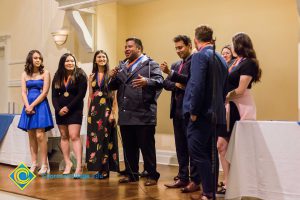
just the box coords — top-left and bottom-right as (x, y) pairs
(109, 37), (163, 186)
(183, 25), (228, 200)
(161, 35), (200, 193)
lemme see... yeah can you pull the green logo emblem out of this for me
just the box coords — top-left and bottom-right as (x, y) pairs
(9, 162), (36, 190)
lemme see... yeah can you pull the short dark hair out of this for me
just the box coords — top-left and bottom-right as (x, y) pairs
(195, 25), (213, 42)
(126, 37), (143, 52)
(173, 35), (192, 46)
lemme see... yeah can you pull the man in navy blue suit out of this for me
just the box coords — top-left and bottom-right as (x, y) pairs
(161, 35), (200, 193)
(183, 25), (228, 200)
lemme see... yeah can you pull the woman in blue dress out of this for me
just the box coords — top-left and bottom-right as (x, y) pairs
(18, 50), (54, 176)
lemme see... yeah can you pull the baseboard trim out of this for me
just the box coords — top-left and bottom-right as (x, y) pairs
(119, 149), (178, 166)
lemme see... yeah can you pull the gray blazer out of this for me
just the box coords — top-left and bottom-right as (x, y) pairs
(109, 56), (163, 125)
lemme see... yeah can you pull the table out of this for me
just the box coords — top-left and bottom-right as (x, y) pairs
(0, 115), (87, 167)
(226, 121), (300, 200)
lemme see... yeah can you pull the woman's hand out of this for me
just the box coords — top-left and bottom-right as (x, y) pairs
(59, 106), (69, 116)
(108, 113), (115, 124)
(25, 105), (35, 115)
(89, 73), (95, 83)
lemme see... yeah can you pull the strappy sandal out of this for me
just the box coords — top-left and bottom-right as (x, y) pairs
(218, 181), (225, 187)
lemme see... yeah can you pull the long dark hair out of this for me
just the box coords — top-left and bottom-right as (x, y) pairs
(92, 50), (112, 95)
(232, 33), (262, 82)
(24, 50), (44, 76)
(53, 53), (85, 88)
(92, 50), (109, 75)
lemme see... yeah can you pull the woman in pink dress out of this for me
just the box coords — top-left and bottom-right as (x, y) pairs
(217, 33), (262, 197)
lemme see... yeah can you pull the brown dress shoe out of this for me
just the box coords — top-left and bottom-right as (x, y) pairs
(119, 177), (138, 183)
(190, 194), (202, 200)
(190, 194), (212, 200)
(164, 180), (189, 188)
(144, 178), (157, 186)
(181, 181), (200, 193)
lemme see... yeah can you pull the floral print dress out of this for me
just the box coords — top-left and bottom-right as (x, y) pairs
(86, 77), (119, 176)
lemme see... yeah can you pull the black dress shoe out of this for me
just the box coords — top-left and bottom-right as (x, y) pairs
(119, 176), (138, 183)
(140, 170), (149, 177)
(164, 180), (189, 188)
(118, 169), (128, 176)
(181, 181), (200, 193)
(144, 178), (157, 186)
(173, 175), (179, 181)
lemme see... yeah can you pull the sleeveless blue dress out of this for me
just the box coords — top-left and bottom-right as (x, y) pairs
(18, 79), (54, 132)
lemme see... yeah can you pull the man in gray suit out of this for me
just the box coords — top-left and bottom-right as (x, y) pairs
(109, 37), (163, 186)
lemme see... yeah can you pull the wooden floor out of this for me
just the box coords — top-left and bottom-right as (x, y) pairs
(0, 163), (225, 200)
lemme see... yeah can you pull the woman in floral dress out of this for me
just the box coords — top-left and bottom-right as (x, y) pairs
(86, 50), (119, 179)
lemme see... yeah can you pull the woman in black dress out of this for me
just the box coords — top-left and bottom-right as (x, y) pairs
(217, 33), (262, 196)
(86, 50), (119, 179)
(52, 53), (87, 178)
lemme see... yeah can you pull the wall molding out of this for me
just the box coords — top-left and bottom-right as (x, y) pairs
(0, 35), (10, 44)
(8, 80), (21, 87)
(66, 10), (94, 52)
(119, 149), (223, 170)
(119, 149), (178, 166)
(55, 0), (115, 10)
(8, 61), (25, 65)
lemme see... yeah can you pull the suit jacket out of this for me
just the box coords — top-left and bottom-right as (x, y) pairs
(109, 55), (163, 125)
(163, 55), (192, 119)
(183, 46), (228, 125)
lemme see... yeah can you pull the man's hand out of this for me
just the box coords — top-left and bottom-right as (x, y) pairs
(175, 83), (186, 90)
(109, 67), (119, 78)
(160, 61), (171, 75)
(132, 74), (147, 88)
(190, 114), (197, 122)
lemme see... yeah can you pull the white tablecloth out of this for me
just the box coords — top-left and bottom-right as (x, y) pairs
(226, 121), (300, 200)
(0, 115), (87, 166)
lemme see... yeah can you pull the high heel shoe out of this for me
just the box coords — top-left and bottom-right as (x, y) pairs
(73, 167), (82, 179)
(63, 162), (73, 175)
(30, 163), (38, 174)
(94, 171), (109, 179)
(38, 165), (50, 176)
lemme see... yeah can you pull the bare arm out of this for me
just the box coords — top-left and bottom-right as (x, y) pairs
(21, 72), (30, 108)
(226, 75), (252, 101)
(88, 73), (95, 108)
